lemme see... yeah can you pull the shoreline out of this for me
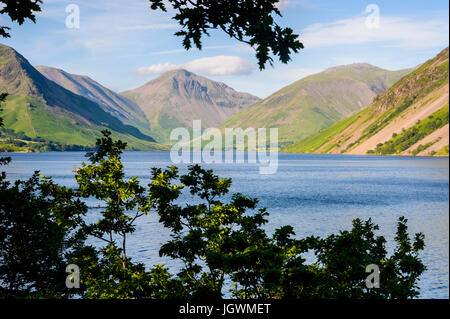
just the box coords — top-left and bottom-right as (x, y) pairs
(1, 149), (448, 158)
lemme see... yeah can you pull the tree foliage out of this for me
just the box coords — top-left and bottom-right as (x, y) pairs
(149, 0), (303, 69)
(145, 154), (426, 299)
(0, 172), (81, 298)
(23, 130), (425, 299)
(0, 0), (42, 38)
(0, 130), (428, 299)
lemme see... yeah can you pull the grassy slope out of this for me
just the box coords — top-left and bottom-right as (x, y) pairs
(0, 44), (167, 151)
(436, 145), (449, 155)
(1, 95), (168, 151)
(282, 110), (363, 153)
(368, 103), (449, 155)
(283, 48), (449, 155)
(221, 64), (411, 146)
(35, 66), (154, 140)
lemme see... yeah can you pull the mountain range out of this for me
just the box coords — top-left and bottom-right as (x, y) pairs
(220, 63), (411, 147)
(35, 65), (152, 138)
(0, 44), (161, 151)
(284, 47), (449, 156)
(121, 69), (261, 143)
(0, 42), (448, 156)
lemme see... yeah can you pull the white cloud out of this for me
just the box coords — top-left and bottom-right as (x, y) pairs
(134, 62), (179, 75)
(275, 0), (315, 10)
(275, 1), (294, 10)
(301, 16), (449, 49)
(135, 56), (256, 76)
(183, 56), (255, 75)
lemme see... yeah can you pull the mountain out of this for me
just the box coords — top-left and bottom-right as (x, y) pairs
(122, 69), (261, 143)
(35, 66), (152, 138)
(283, 47), (449, 156)
(0, 43), (163, 150)
(220, 63), (411, 147)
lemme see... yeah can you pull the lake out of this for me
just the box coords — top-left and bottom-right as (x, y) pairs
(1, 151), (449, 298)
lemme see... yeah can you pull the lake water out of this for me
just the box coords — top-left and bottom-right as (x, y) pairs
(1, 151), (449, 298)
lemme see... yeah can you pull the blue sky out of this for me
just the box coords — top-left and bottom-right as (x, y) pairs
(1, 0), (448, 98)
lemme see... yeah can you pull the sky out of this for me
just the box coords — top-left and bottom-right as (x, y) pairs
(1, 0), (449, 98)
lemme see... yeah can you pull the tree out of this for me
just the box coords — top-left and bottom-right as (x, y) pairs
(38, 131), (155, 298)
(0, 93), (7, 128)
(149, 0), (303, 69)
(0, 89), (85, 298)
(0, 172), (78, 298)
(0, 93), (9, 165)
(0, 129), (427, 299)
(147, 155), (426, 299)
(310, 217), (425, 299)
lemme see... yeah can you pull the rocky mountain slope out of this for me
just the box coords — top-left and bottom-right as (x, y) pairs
(283, 47), (449, 156)
(122, 69), (260, 143)
(35, 65), (152, 138)
(0, 43), (163, 150)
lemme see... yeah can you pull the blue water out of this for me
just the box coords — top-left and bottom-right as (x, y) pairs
(2, 152), (449, 298)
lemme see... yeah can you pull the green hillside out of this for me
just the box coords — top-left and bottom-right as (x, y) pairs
(283, 47), (449, 156)
(0, 43), (166, 151)
(368, 104), (448, 155)
(220, 63), (411, 147)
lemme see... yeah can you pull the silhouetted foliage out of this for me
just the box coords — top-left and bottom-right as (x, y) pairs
(310, 217), (425, 298)
(0, 93), (7, 128)
(37, 130), (425, 299)
(149, 0), (303, 69)
(147, 158), (426, 299)
(0, 171), (83, 298)
(0, 95), (86, 297)
(0, 0), (42, 38)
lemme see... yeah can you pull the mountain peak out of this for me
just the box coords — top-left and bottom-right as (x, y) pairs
(35, 65), (92, 82)
(0, 43), (18, 56)
(323, 63), (383, 73)
(1, 44), (156, 144)
(222, 62), (412, 144)
(122, 68), (261, 143)
(35, 65), (150, 134)
(0, 43), (44, 97)
(165, 68), (192, 76)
